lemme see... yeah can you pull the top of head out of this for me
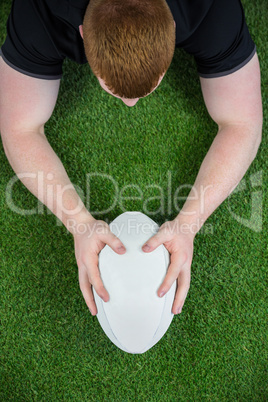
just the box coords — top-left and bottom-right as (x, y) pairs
(93, 212), (176, 354)
(82, 0), (175, 99)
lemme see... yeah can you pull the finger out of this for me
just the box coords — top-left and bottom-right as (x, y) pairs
(82, 252), (110, 303)
(101, 231), (126, 254)
(171, 267), (191, 315)
(92, 275), (110, 303)
(142, 231), (165, 253)
(157, 251), (188, 296)
(78, 264), (98, 315)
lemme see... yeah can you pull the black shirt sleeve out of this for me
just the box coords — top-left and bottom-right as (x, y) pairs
(1, 0), (256, 80)
(1, 0), (87, 80)
(176, 0), (256, 77)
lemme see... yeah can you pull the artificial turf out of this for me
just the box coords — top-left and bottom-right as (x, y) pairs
(0, 0), (267, 400)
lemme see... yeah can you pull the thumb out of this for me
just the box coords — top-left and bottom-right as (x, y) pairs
(142, 231), (164, 253)
(103, 231), (126, 254)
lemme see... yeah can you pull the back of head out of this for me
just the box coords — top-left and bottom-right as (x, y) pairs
(83, 0), (175, 98)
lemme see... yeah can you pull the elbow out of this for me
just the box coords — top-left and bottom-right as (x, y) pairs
(255, 129), (262, 154)
(251, 116), (263, 161)
(0, 125), (19, 166)
(0, 127), (9, 158)
(0, 125), (13, 161)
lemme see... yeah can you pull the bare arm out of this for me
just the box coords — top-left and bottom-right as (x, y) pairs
(143, 53), (263, 314)
(178, 52), (262, 228)
(0, 57), (90, 226)
(0, 58), (126, 314)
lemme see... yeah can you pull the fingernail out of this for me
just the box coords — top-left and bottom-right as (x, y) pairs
(176, 307), (182, 314)
(143, 244), (150, 252)
(159, 291), (165, 298)
(118, 245), (126, 252)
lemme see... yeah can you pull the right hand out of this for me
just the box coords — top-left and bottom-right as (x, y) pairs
(73, 218), (126, 315)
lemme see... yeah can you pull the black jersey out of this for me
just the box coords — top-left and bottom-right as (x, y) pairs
(0, 0), (256, 80)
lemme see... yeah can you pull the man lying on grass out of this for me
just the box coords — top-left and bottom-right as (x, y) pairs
(0, 0), (262, 316)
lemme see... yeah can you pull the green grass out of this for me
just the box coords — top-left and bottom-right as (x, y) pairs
(0, 0), (267, 400)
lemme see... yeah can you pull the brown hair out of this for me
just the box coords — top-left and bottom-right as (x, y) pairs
(83, 0), (175, 98)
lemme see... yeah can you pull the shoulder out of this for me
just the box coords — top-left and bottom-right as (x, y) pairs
(174, 0), (255, 79)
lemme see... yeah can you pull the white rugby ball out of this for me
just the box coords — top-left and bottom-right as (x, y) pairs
(93, 211), (176, 354)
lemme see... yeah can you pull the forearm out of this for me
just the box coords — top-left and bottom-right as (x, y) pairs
(176, 123), (262, 233)
(2, 130), (93, 230)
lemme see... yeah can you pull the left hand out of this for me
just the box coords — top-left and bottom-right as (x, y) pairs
(142, 218), (194, 315)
